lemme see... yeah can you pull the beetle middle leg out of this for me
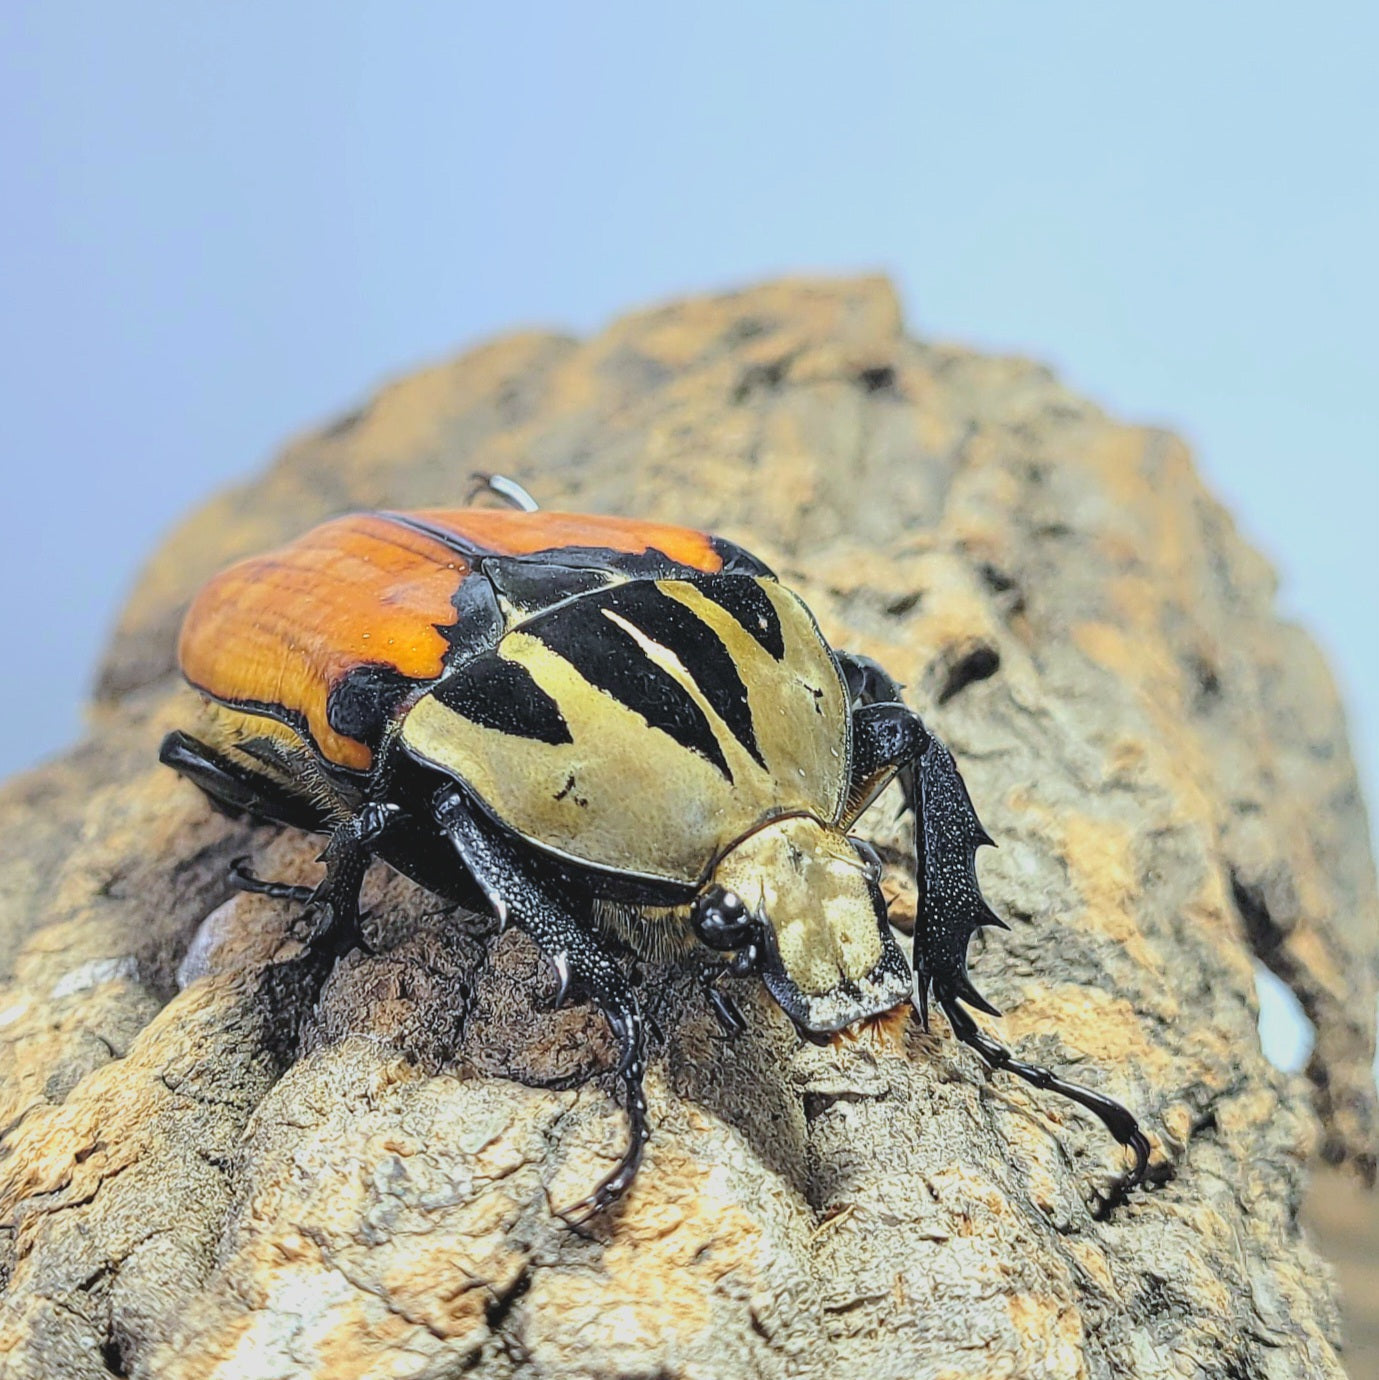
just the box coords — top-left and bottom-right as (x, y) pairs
(433, 787), (650, 1222)
(234, 802), (401, 962)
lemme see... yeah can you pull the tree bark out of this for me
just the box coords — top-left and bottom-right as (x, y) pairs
(1, 277), (1374, 1378)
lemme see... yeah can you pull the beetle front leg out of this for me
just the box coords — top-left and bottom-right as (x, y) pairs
(836, 649), (906, 706)
(837, 646), (1152, 1192)
(941, 997), (1151, 1188)
(835, 650), (928, 832)
(433, 789), (650, 1222)
(836, 650), (987, 1026)
(687, 952), (748, 1038)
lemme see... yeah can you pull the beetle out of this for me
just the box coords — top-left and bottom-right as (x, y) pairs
(160, 475), (1151, 1219)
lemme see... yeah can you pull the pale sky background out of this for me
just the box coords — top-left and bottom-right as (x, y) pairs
(2, 4), (1374, 1071)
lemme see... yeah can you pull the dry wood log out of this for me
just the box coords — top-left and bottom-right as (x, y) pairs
(1, 277), (1375, 1379)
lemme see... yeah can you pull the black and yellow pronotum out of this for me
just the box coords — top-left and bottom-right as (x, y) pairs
(161, 478), (1151, 1219)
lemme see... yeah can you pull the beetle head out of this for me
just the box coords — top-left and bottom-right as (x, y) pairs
(697, 816), (912, 1033)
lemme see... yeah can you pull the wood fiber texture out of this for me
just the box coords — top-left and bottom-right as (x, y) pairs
(1, 278), (1375, 1379)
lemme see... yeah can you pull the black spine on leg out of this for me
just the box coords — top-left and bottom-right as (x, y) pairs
(432, 787), (650, 1220)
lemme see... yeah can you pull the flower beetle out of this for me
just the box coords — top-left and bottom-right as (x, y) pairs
(161, 475), (1150, 1218)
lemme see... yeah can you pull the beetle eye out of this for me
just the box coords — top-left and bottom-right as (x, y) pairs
(692, 887), (755, 951)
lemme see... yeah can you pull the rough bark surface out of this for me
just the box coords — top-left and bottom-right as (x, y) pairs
(1, 277), (1375, 1379)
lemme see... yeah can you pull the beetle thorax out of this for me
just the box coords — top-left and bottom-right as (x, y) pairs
(397, 575), (851, 886)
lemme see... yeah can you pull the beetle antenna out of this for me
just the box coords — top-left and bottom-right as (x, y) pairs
(468, 472), (540, 512)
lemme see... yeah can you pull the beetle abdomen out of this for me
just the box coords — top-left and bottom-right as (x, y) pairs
(399, 575), (851, 885)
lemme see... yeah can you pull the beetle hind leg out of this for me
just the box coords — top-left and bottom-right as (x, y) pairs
(160, 730), (335, 833)
(467, 471), (540, 512)
(163, 730), (386, 960)
(228, 857), (316, 905)
(941, 996), (1151, 1189)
